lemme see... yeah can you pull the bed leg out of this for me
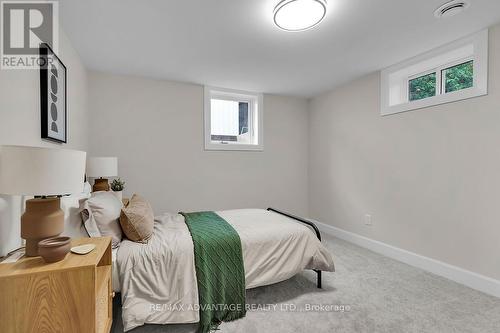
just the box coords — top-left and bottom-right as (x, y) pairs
(315, 270), (322, 289)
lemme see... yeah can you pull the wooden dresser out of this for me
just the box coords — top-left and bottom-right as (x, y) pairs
(0, 237), (113, 333)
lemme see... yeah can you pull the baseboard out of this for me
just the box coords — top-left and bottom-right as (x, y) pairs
(313, 220), (500, 298)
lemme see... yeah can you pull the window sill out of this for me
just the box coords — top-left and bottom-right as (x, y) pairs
(381, 86), (487, 116)
(204, 142), (263, 151)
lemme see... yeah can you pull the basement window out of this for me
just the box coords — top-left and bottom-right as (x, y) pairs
(409, 72), (437, 102)
(443, 60), (474, 93)
(204, 87), (263, 151)
(381, 29), (488, 116)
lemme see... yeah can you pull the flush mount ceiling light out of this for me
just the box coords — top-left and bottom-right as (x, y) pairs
(434, 0), (470, 18)
(273, 0), (327, 32)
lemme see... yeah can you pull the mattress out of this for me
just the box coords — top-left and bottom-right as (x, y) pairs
(116, 208), (335, 331)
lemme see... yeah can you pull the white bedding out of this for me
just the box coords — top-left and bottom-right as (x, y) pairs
(112, 248), (120, 292)
(116, 209), (335, 332)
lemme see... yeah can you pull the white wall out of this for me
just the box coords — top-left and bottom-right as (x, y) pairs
(88, 72), (309, 216)
(0, 30), (88, 150)
(309, 24), (500, 280)
(2, 18), (498, 287)
(0, 29), (89, 255)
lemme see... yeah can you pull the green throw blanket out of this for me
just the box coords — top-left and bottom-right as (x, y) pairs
(180, 211), (246, 333)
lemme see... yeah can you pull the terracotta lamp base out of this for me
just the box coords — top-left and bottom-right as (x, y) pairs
(21, 197), (64, 257)
(93, 178), (110, 192)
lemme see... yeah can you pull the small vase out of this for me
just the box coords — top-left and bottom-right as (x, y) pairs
(112, 191), (123, 202)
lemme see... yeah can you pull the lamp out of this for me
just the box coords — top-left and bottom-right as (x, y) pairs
(86, 157), (118, 192)
(0, 145), (86, 256)
(273, 0), (327, 32)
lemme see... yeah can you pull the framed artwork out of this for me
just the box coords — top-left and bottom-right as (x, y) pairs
(40, 43), (67, 143)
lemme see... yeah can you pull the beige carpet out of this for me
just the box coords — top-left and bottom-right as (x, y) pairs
(112, 234), (500, 333)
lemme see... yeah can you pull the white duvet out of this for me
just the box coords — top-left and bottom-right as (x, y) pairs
(117, 209), (335, 332)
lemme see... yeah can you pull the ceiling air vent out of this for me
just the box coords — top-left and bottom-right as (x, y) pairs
(434, 1), (470, 18)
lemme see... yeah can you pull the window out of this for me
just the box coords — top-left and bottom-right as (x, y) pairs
(204, 87), (263, 151)
(407, 59), (474, 102)
(409, 72), (437, 102)
(210, 100), (249, 142)
(443, 60), (473, 93)
(381, 29), (488, 116)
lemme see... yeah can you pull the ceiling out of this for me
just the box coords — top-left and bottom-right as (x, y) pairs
(60, 0), (500, 98)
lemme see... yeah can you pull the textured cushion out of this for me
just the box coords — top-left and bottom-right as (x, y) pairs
(80, 191), (123, 248)
(120, 194), (154, 243)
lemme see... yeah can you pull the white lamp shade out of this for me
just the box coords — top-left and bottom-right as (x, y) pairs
(86, 157), (118, 178)
(0, 145), (87, 196)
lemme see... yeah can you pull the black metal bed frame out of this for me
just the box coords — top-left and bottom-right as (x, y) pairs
(267, 208), (322, 289)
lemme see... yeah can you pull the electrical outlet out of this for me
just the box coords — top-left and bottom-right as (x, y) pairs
(364, 214), (372, 226)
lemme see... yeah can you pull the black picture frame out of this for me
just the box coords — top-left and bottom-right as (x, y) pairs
(40, 43), (67, 143)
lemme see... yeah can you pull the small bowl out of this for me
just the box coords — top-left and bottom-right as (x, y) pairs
(38, 236), (71, 263)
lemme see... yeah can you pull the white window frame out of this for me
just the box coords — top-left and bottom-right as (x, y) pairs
(407, 57), (474, 102)
(381, 29), (488, 116)
(204, 86), (264, 151)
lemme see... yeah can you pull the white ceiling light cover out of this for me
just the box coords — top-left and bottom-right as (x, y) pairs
(274, 0), (327, 31)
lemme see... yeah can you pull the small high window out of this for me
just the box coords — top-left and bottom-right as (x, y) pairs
(381, 30), (488, 116)
(409, 72), (437, 102)
(204, 87), (263, 151)
(407, 59), (474, 103)
(443, 60), (474, 93)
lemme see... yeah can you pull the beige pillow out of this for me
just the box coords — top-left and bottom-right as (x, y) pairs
(120, 194), (154, 243)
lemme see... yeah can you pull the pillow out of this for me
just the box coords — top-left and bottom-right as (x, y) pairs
(120, 194), (154, 243)
(61, 192), (91, 239)
(61, 182), (92, 239)
(80, 191), (123, 248)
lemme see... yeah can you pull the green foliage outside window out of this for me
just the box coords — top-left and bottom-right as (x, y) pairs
(408, 61), (474, 103)
(444, 61), (473, 93)
(409, 73), (436, 102)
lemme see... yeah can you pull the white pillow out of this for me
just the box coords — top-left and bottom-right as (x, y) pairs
(61, 193), (90, 239)
(61, 181), (92, 239)
(80, 191), (123, 248)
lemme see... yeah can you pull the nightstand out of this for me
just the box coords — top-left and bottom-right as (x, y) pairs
(0, 237), (113, 333)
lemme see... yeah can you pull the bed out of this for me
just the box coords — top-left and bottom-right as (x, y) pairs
(114, 208), (335, 332)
